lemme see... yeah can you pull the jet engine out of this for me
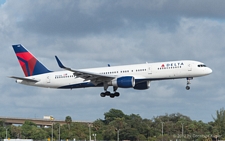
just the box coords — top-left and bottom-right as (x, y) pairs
(134, 81), (150, 90)
(111, 76), (135, 88)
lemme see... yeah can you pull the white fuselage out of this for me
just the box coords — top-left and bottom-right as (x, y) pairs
(16, 60), (212, 89)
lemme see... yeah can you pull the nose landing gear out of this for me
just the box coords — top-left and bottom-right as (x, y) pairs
(186, 86), (190, 90)
(186, 77), (193, 90)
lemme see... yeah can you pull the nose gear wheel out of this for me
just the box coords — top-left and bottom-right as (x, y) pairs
(186, 77), (193, 90)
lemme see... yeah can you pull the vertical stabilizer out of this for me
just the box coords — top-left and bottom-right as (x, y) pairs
(12, 44), (51, 76)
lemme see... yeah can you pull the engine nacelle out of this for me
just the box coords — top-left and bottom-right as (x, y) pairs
(134, 81), (150, 90)
(111, 76), (135, 88)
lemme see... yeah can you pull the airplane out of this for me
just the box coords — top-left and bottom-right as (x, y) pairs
(10, 44), (212, 98)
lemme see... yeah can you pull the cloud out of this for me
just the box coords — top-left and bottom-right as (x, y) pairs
(8, 0), (225, 37)
(0, 0), (224, 122)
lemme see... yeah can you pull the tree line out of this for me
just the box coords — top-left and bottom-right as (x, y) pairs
(1, 108), (225, 141)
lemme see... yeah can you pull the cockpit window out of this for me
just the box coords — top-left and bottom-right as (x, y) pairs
(198, 64), (206, 67)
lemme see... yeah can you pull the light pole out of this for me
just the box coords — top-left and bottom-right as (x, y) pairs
(161, 122), (164, 141)
(52, 122), (53, 141)
(5, 128), (8, 139)
(89, 123), (92, 141)
(59, 124), (60, 141)
(92, 134), (96, 141)
(50, 117), (54, 141)
(116, 129), (120, 141)
(181, 123), (184, 140)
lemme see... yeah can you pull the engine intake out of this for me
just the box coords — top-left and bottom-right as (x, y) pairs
(112, 76), (135, 88)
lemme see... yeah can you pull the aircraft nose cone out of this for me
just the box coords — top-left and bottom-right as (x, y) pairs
(207, 68), (212, 74)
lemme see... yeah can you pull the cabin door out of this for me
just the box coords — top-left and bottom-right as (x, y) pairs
(47, 76), (50, 83)
(148, 66), (152, 75)
(188, 64), (192, 71)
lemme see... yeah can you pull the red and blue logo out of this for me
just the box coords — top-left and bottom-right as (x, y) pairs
(16, 51), (36, 76)
(12, 44), (51, 76)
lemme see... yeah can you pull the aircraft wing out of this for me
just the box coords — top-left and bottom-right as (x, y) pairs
(55, 56), (115, 85)
(10, 76), (39, 82)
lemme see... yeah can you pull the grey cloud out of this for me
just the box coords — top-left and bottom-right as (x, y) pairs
(6, 0), (225, 37)
(0, 0), (224, 122)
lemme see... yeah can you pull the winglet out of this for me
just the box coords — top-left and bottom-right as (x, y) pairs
(55, 56), (66, 68)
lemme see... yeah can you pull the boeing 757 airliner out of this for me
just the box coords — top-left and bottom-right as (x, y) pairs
(10, 44), (212, 98)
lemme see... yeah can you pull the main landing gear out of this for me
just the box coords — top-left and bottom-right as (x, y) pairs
(100, 91), (120, 98)
(100, 85), (120, 98)
(186, 77), (193, 90)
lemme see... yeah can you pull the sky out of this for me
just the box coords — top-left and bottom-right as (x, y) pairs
(0, 0), (224, 123)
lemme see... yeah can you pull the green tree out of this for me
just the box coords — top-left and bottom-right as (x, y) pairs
(65, 116), (72, 130)
(92, 119), (105, 140)
(120, 128), (139, 141)
(104, 109), (125, 124)
(21, 120), (47, 139)
(102, 124), (116, 140)
(0, 120), (9, 139)
(212, 107), (225, 137)
(30, 127), (48, 140)
(21, 121), (36, 139)
(1, 109), (222, 141)
(10, 125), (21, 139)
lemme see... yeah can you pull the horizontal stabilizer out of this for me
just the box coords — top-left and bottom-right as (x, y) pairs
(10, 76), (39, 82)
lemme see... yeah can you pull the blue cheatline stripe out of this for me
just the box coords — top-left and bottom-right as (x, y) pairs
(58, 82), (103, 89)
(18, 56), (31, 76)
(58, 80), (150, 89)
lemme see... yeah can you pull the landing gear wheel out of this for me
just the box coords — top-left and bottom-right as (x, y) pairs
(114, 92), (120, 97)
(110, 94), (115, 98)
(186, 86), (190, 90)
(105, 91), (110, 96)
(100, 92), (106, 97)
(101, 92), (120, 98)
